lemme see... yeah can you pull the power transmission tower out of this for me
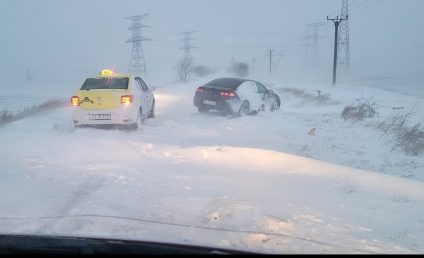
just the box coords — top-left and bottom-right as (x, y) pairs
(327, 15), (348, 85)
(305, 22), (327, 58)
(178, 31), (197, 81)
(266, 49), (275, 77)
(26, 68), (32, 82)
(126, 14), (151, 75)
(303, 22), (327, 76)
(179, 31), (196, 63)
(302, 35), (313, 54)
(338, 0), (351, 73)
(273, 53), (284, 70)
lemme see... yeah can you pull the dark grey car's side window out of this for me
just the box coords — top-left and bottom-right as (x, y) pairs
(255, 82), (268, 94)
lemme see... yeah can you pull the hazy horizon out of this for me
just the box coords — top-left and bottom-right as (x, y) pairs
(0, 0), (423, 85)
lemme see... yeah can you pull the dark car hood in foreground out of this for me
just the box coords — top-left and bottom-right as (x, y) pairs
(0, 234), (257, 255)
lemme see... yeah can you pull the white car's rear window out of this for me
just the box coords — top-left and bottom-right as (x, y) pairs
(81, 78), (129, 90)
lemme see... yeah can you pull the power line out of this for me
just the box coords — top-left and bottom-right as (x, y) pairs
(326, 0), (369, 17)
(350, 0), (383, 15)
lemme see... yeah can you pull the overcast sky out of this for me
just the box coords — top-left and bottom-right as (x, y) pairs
(0, 0), (423, 84)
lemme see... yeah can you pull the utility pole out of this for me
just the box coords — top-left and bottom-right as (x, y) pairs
(84, 47), (88, 77)
(126, 14), (151, 75)
(338, 0), (351, 73)
(267, 49), (275, 77)
(252, 58), (256, 74)
(327, 15), (348, 85)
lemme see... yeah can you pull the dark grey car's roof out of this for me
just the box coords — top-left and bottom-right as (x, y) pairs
(204, 78), (247, 90)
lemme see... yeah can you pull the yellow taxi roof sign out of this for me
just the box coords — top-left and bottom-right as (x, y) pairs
(99, 69), (115, 76)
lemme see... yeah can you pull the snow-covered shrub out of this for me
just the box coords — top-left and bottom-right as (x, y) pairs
(396, 124), (424, 156)
(177, 58), (193, 82)
(0, 99), (66, 126)
(281, 88), (334, 104)
(378, 111), (424, 156)
(0, 109), (14, 126)
(191, 65), (216, 78)
(15, 99), (66, 120)
(341, 98), (379, 121)
(230, 62), (249, 78)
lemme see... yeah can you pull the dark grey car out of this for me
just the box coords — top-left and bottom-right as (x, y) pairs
(193, 78), (281, 115)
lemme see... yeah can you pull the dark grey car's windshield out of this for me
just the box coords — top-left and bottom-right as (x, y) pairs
(81, 78), (129, 90)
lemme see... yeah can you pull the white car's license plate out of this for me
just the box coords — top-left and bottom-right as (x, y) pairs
(89, 114), (111, 120)
(203, 100), (216, 106)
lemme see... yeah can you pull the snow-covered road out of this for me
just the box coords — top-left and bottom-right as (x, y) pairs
(0, 80), (423, 254)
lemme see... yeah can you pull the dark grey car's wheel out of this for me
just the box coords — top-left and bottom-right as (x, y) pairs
(270, 99), (281, 111)
(239, 101), (250, 116)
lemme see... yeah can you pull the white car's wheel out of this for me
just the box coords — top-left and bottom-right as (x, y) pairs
(129, 108), (143, 130)
(136, 108), (143, 128)
(148, 100), (155, 118)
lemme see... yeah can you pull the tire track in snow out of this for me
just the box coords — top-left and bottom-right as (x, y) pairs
(34, 177), (106, 233)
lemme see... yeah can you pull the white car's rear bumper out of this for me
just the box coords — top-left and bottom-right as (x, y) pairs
(71, 106), (138, 126)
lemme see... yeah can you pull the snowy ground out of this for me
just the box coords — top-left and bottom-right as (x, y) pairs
(0, 78), (423, 254)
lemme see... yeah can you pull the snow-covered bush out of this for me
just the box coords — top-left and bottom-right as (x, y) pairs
(341, 98), (379, 121)
(378, 111), (424, 156)
(0, 109), (14, 126)
(230, 62), (249, 78)
(0, 99), (66, 126)
(281, 88), (334, 104)
(191, 65), (216, 78)
(177, 58), (193, 82)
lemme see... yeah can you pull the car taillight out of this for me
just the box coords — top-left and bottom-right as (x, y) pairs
(196, 87), (204, 93)
(121, 95), (134, 105)
(71, 96), (80, 106)
(220, 91), (236, 97)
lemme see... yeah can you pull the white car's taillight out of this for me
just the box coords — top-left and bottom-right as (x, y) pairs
(71, 96), (80, 106)
(121, 95), (134, 105)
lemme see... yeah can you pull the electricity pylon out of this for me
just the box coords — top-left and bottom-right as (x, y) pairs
(126, 14), (151, 75)
(338, 0), (350, 73)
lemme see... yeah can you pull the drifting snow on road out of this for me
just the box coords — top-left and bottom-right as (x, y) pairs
(0, 80), (423, 253)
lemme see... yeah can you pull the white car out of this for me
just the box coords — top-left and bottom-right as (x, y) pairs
(71, 70), (155, 129)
